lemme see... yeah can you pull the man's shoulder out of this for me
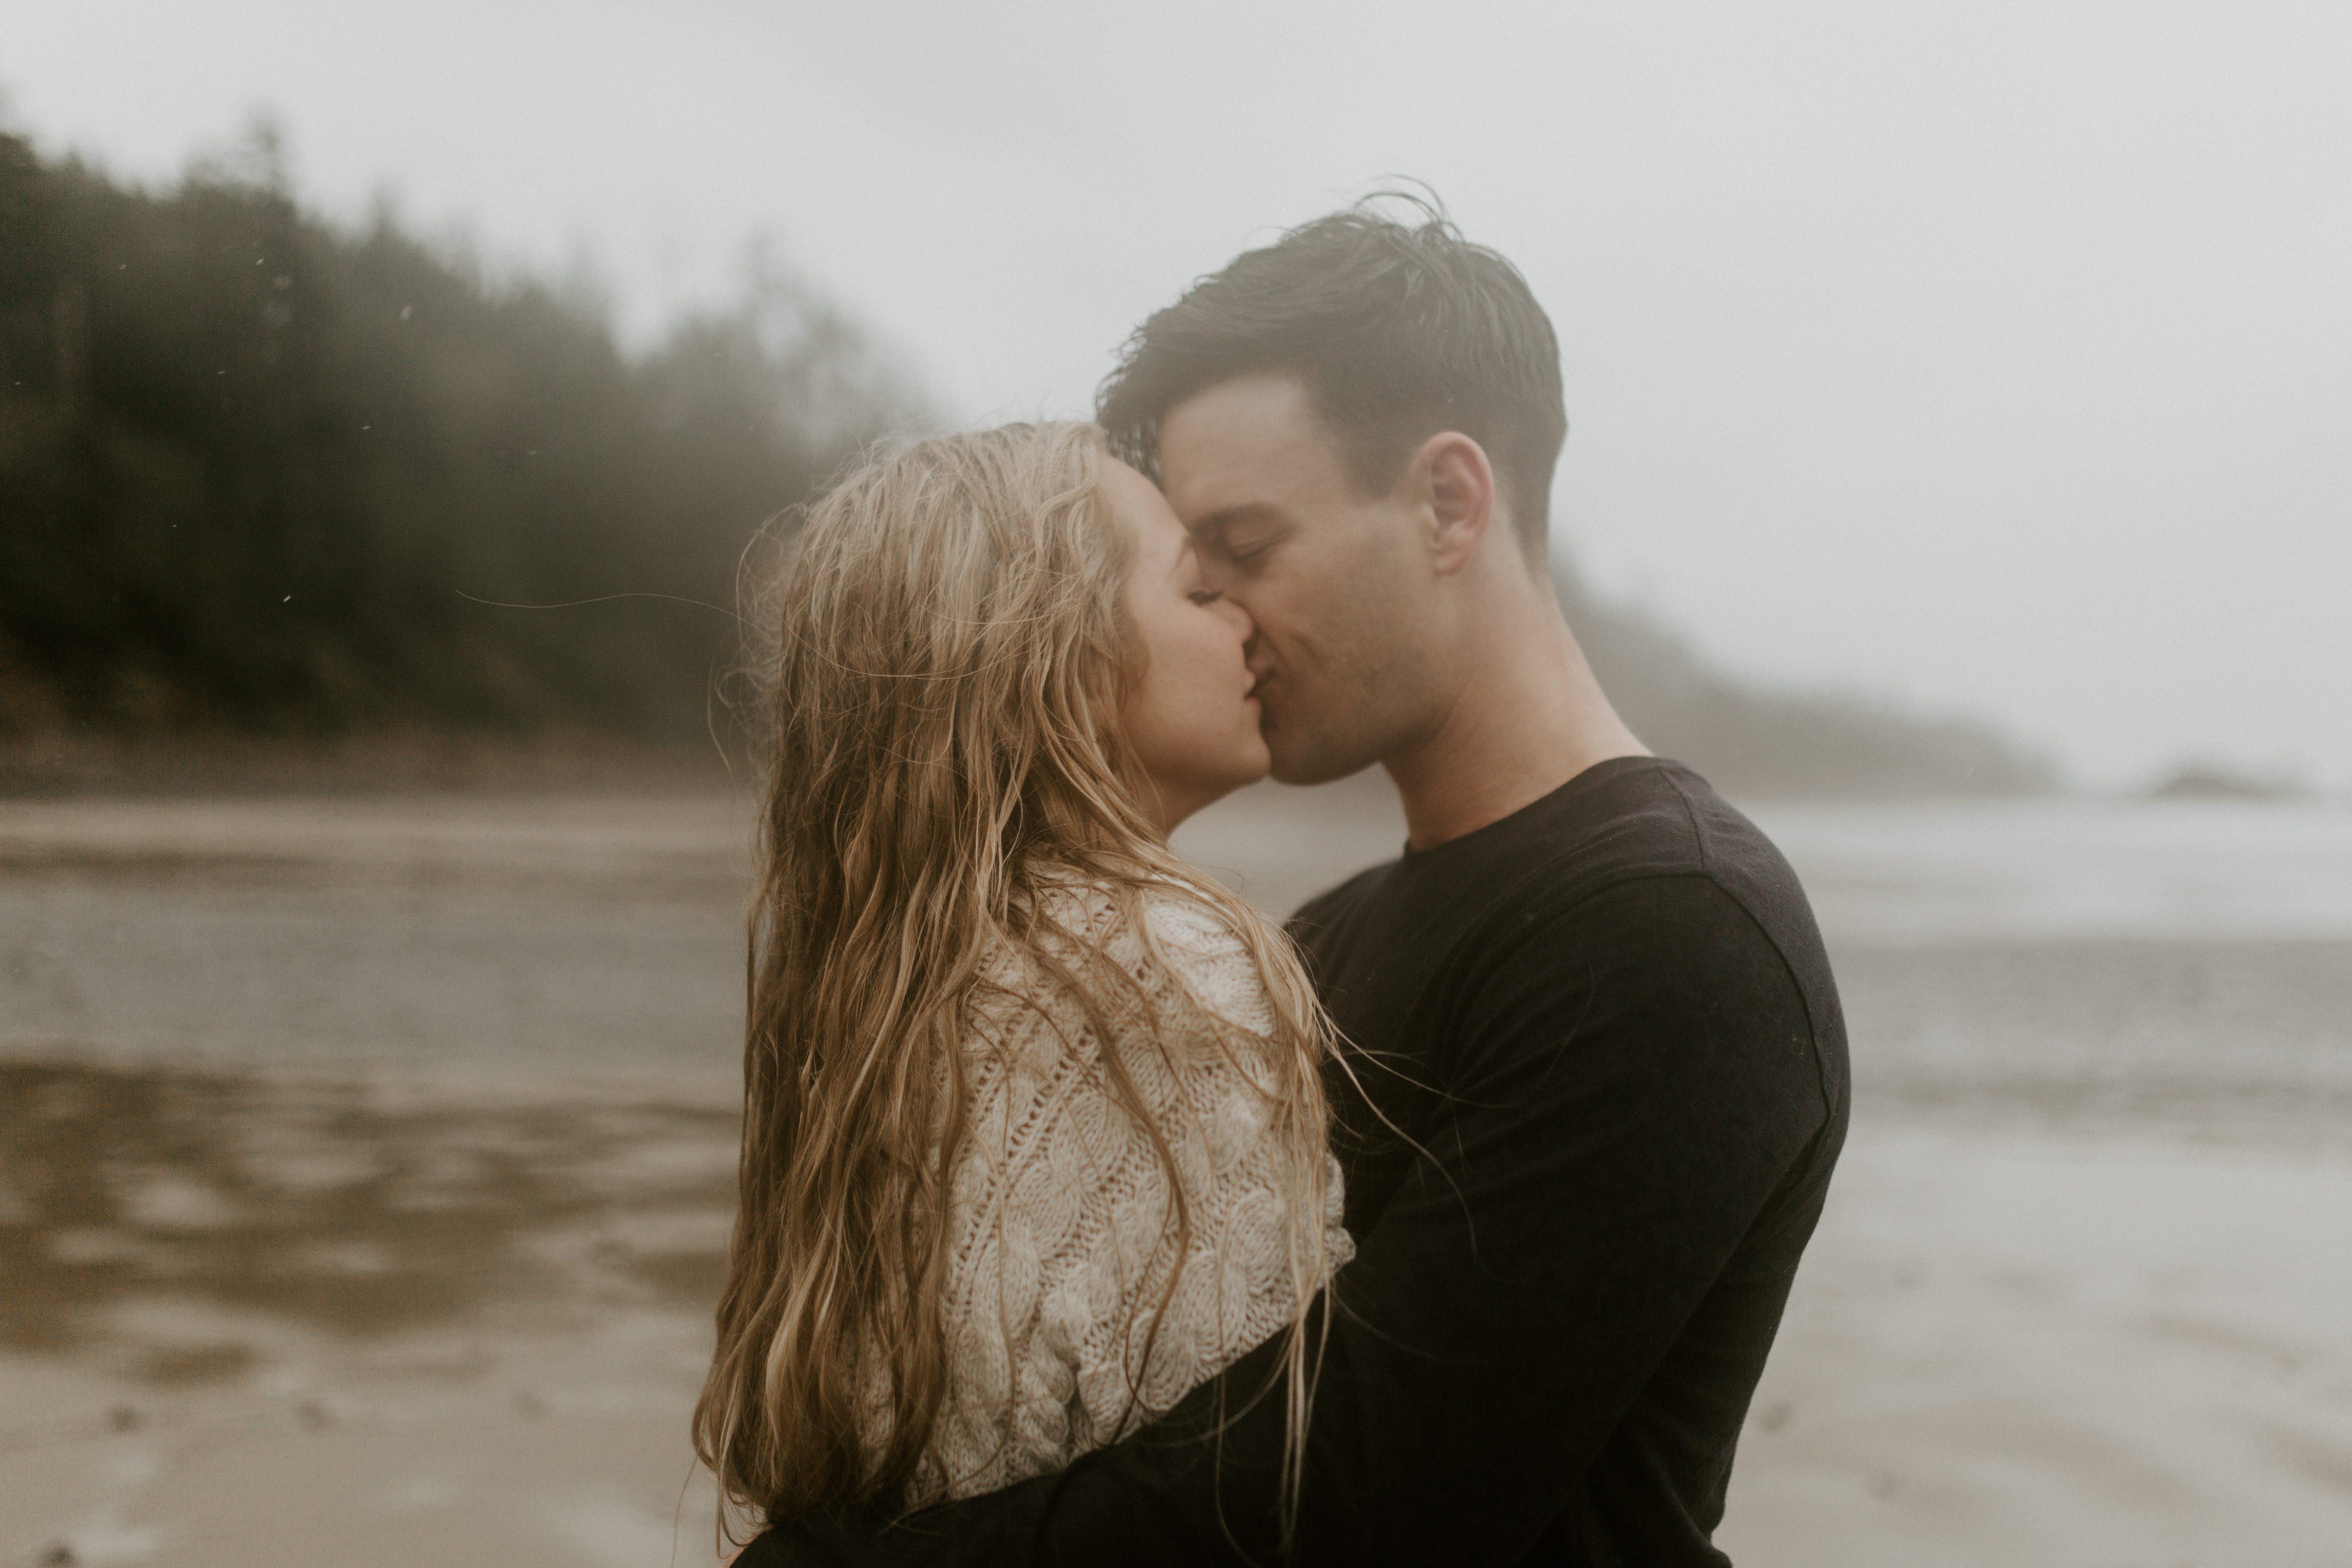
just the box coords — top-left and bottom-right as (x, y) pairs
(1459, 765), (1847, 1124)
(1458, 756), (1778, 918)
(1286, 758), (1780, 939)
(1357, 759), (1837, 1040)
(1284, 757), (1831, 996)
(1504, 759), (1837, 998)
(1527, 757), (1806, 912)
(1523, 760), (1848, 1106)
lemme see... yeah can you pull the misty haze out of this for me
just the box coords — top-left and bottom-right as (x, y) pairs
(4, 8), (2351, 1568)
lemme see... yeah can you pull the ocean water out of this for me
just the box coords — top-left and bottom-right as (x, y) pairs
(5, 785), (2348, 1568)
(1752, 798), (2352, 1143)
(1749, 797), (2352, 947)
(3, 786), (2347, 1141)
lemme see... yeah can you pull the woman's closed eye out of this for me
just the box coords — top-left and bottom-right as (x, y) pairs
(1188, 588), (1224, 607)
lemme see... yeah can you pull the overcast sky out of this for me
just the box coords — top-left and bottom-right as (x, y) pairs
(8, 0), (2348, 788)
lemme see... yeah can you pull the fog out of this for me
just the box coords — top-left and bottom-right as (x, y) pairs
(8, 0), (2348, 787)
(7, 14), (2352, 1562)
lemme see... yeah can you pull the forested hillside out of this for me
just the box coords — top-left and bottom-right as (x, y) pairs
(0, 130), (910, 745)
(1557, 565), (2054, 796)
(0, 129), (2048, 793)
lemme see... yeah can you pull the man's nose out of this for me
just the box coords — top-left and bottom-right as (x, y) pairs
(1196, 552), (1243, 595)
(1219, 594), (1261, 642)
(1243, 626), (1274, 679)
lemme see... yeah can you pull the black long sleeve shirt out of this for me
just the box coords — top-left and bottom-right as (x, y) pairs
(749, 757), (1849, 1566)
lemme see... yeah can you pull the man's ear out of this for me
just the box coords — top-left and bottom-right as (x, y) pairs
(1417, 432), (1498, 576)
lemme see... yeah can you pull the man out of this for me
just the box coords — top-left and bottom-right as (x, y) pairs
(752, 199), (1848, 1565)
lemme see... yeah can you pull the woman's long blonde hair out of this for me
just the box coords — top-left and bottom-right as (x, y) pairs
(694, 421), (1336, 1535)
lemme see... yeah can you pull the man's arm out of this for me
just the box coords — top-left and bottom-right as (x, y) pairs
(751, 874), (1836, 1566)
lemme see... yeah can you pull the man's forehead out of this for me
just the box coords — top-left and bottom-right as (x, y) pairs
(1160, 374), (1319, 458)
(1157, 375), (1342, 521)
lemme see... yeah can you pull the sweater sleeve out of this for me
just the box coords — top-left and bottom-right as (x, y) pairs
(753, 874), (1838, 1565)
(911, 890), (1349, 1505)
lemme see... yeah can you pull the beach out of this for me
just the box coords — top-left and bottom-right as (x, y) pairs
(4, 780), (2350, 1565)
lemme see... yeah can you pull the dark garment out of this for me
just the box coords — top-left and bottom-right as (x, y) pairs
(749, 757), (1849, 1568)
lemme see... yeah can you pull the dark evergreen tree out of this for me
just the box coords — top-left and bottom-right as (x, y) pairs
(0, 129), (915, 741)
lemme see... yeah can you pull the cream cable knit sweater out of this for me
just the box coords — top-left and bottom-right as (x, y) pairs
(882, 883), (1353, 1506)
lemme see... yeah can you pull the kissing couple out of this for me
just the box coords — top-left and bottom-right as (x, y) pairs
(699, 197), (1850, 1567)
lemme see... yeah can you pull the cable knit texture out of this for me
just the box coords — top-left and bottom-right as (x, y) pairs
(877, 882), (1352, 1506)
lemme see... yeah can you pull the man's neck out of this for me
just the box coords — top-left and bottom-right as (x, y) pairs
(1383, 602), (1648, 852)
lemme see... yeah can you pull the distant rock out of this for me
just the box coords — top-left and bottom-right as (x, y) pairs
(2146, 764), (2308, 801)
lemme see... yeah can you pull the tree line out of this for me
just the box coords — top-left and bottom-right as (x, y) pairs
(0, 127), (911, 746)
(1556, 563), (2053, 796)
(0, 125), (2046, 792)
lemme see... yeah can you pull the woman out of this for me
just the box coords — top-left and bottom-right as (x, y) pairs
(694, 423), (1350, 1534)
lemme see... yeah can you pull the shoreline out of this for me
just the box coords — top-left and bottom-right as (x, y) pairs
(7, 785), (2350, 1563)
(8, 1071), (2349, 1566)
(0, 732), (749, 803)
(1720, 1121), (2352, 1568)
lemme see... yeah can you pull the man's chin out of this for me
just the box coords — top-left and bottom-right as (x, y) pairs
(1265, 736), (1382, 788)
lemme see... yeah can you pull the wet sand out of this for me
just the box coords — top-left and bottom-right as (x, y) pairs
(5, 781), (2351, 1564)
(1, 1060), (735, 1566)
(1719, 1126), (2352, 1568)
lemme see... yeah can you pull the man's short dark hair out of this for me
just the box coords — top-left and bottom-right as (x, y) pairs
(1097, 194), (1567, 557)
